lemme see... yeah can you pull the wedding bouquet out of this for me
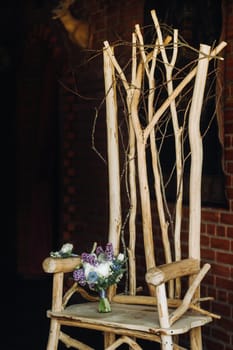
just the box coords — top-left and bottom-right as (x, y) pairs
(73, 242), (126, 312)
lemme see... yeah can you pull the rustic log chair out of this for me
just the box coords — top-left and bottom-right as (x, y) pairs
(43, 10), (226, 350)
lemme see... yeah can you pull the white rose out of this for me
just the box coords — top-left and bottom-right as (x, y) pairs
(96, 262), (111, 277)
(83, 262), (95, 278)
(60, 243), (73, 254)
(117, 253), (124, 262)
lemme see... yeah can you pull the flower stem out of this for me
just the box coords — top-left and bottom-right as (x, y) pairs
(98, 289), (111, 313)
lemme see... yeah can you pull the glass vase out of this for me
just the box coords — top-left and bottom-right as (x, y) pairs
(98, 289), (111, 313)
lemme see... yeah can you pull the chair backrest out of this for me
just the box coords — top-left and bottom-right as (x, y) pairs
(42, 11), (225, 350)
(102, 9), (226, 300)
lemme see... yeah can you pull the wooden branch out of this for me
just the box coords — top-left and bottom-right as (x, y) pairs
(62, 282), (78, 307)
(60, 331), (94, 350)
(188, 44), (211, 261)
(127, 32), (137, 296)
(112, 293), (220, 319)
(63, 283), (98, 307)
(169, 264), (211, 325)
(103, 48), (122, 254)
(136, 11), (174, 297)
(42, 256), (81, 273)
(52, 273), (64, 311)
(105, 336), (142, 350)
(144, 41), (227, 140)
(153, 21), (183, 298)
(127, 247), (136, 295)
(146, 259), (200, 286)
(103, 42), (129, 92)
(75, 285), (99, 301)
(190, 304), (220, 320)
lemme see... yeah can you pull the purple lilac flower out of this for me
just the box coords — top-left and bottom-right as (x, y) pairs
(105, 243), (114, 261)
(73, 268), (86, 286)
(96, 245), (104, 255)
(81, 252), (97, 265)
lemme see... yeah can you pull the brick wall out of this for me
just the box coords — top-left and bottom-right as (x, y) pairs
(58, 0), (233, 349)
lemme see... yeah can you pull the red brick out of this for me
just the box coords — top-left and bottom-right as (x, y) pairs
(217, 317), (233, 336)
(211, 263), (230, 278)
(225, 148), (233, 161)
(63, 231), (72, 241)
(216, 276), (233, 292)
(229, 292), (233, 304)
(228, 187), (233, 199)
(211, 237), (231, 251)
(220, 212), (233, 225)
(201, 222), (206, 233)
(227, 226), (233, 238)
(201, 209), (220, 222)
(216, 225), (226, 237)
(67, 168), (76, 176)
(205, 338), (224, 350)
(63, 196), (70, 204)
(67, 186), (76, 195)
(206, 286), (217, 299)
(201, 234), (210, 247)
(67, 132), (75, 140)
(206, 223), (216, 235)
(67, 150), (75, 158)
(201, 248), (215, 261)
(211, 327), (231, 344)
(66, 112), (77, 121)
(68, 205), (76, 213)
(216, 251), (233, 265)
(67, 223), (76, 231)
(64, 177), (71, 185)
(212, 300), (231, 317)
(217, 289), (227, 302)
(224, 111), (233, 124)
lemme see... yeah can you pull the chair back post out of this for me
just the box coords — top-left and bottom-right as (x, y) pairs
(188, 43), (211, 350)
(103, 46), (122, 255)
(188, 43), (211, 262)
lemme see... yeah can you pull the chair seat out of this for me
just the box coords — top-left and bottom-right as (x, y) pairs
(48, 302), (212, 337)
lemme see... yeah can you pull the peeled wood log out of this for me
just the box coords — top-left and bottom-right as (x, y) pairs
(63, 284), (98, 307)
(103, 47), (122, 255)
(144, 41), (227, 140)
(127, 32), (137, 296)
(188, 44), (211, 261)
(42, 256), (81, 273)
(60, 331), (94, 350)
(146, 259), (200, 286)
(105, 336), (142, 350)
(112, 294), (220, 319)
(53, 273), (64, 306)
(169, 264), (211, 325)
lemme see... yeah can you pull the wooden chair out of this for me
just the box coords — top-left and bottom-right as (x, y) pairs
(43, 10), (226, 350)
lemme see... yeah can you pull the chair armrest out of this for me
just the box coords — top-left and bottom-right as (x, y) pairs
(42, 256), (81, 273)
(146, 258), (200, 286)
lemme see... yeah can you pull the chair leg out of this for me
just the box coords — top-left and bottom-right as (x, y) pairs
(190, 327), (202, 350)
(104, 332), (116, 348)
(46, 319), (60, 350)
(161, 335), (173, 350)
